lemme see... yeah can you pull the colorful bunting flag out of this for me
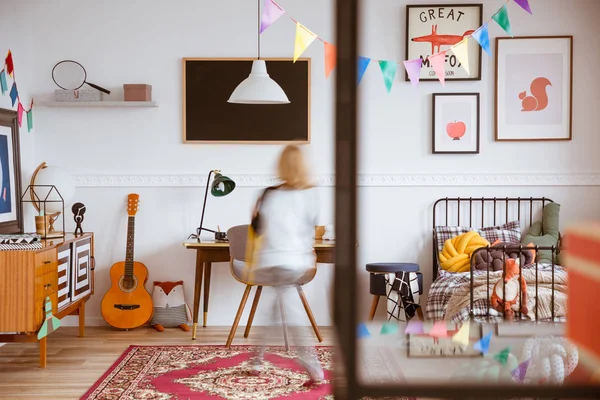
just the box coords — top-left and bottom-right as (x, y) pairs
(493, 347), (511, 365)
(0, 70), (7, 94)
(472, 24), (492, 57)
(474, 332), (492, 354)
(5, 50), (14, 76)
(403, 58), (422, 90)
(513, 0), (532, 14)
(451, 321), (470, 346)
(293, 22), (317, 62)
(452, 39), (470, 75)
(17, 102), (23, 127)
(324, 42), (336, 79)
(357, 322), (371, 338)
(27, 108), (33, 132)
(9, 83), (18, 106)
(493, 5), (513, 36)
(378, 60), (397, 93)
(429, 52), (447, 86)
(511, 359), (530, 382)
(380, 321), (399, 335)
(357, 56), (371, 84)
(260, 0), (285, 34)
(429, 321), (448, 338)
(404, 319), (424, 334)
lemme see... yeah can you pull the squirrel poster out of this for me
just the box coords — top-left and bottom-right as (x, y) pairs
(519, 77), (552, 112)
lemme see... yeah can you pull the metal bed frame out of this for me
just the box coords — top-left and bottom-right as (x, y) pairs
(432, 197), (562, 322)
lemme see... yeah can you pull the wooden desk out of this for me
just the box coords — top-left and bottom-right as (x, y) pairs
(183, 239), (334, 339)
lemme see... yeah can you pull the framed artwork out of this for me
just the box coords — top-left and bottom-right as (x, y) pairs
(0, 108), (22, 234)
(495, 36), (573, 141)
(432, 93), (480, 154)
(406, 321), (483, 358)
(405, 4), (482, 81)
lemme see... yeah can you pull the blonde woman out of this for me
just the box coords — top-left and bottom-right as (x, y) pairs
(250, 144), (323, 385)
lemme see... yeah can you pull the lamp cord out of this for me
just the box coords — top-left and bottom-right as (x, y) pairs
(257, 0), (260, 60)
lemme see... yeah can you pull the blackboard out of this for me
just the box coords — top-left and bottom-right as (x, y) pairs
(183, 58), (310, 143)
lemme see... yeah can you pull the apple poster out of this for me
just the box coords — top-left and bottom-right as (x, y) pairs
(436, 99), (477, 152)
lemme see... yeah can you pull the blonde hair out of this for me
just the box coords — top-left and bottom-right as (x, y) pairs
(277, 145), (312, 189)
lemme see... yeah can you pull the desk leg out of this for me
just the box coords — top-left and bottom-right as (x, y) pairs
(203, 262), (212, 327)
(192, 250), (205, 340)
(39, 337), (47, 368)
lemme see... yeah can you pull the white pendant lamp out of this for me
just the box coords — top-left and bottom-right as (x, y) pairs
(228, 0), (289, 104)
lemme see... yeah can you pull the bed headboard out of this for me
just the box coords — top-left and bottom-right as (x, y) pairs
(432, 197), (554, 277)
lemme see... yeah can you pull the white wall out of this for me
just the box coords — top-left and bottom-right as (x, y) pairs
(2, 0), (599, 328)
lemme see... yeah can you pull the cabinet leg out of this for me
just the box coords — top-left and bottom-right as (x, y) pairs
(79, 301), (86, 338)
(39, 337), (47, 368)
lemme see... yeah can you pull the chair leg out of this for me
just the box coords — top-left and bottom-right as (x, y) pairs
(226, 285), (252, 348)
(244, 286), (262, 338)
(278, 296), (290, 352)
(296, 286), (323, 343)
(416, 305), (424, 321)
(369, 295), (380, 321)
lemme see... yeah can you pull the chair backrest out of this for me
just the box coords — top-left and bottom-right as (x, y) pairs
(227, 224), (250, 262)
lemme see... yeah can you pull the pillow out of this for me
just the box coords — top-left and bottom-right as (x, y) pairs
(151, 281), (192, 331)
(435, 221), (521, 253)
(521, 202), (560, 264)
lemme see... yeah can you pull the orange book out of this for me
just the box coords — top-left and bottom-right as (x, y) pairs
(564, 222), (600, 380)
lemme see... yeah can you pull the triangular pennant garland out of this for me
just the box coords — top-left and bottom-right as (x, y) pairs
(511, 359), (530, 382)
(357, 56), (371, 84)
(17, 102), (23, 127)
(513, 0), (532, 15)
(403, 58), (422, 90)
(9, 83), (18, 106)
(27, 108), (34, 132)
(260, 0), (285, 34)
(428, 52), (447, 86)
(1, 50), (34, 132)
(452, 39), (470, 75)
(357, 322), (371, 338)
(492, 5), (513, 36)
(293, 22), (317, 62)
(5, 50), (14, 76)
(0, 70), (7, 94)
(451, 321), (470, 346)
(324, 42), (337, 79)
(378, 60), (397, 93)
(429, 321), (448, 338)
(474, 332), (492, 354)
(472, 24), (492, 57)
(380, 321), (399, 335)
(493, 347), (511, 365)
(404, 319), (424, 334)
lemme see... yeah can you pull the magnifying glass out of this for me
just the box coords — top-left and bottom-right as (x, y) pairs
(52, 60), (111, 94)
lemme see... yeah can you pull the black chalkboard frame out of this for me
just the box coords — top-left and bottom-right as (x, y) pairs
(182, 57), (311, 144)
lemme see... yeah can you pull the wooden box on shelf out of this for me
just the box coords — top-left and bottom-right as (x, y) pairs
(0, 233), (95, 367)
(124, 84), (152, 101)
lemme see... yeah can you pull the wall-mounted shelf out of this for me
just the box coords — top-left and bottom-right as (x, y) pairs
(37, 101), (158, 108)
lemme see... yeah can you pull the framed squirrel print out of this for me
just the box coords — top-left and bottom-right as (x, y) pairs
(495, 36), (573, 141)
(405, 4), (482, 81)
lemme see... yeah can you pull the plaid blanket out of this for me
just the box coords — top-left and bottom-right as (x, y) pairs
(426, 264), (568, 324)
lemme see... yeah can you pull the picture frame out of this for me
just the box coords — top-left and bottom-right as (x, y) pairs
(405, 4), (482, 81)
(406, 321), (483, 358)
(495, 36), (573, 141)
(432, 93), (480, 154)
(0, 108), (23, 234)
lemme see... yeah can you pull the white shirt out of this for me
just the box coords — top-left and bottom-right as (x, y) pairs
(255, 186), (319, 270)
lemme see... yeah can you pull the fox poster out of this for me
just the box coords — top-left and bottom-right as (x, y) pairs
(405, 4), (482, 81)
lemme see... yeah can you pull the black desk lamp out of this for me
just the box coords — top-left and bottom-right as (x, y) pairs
(189, 170), (236, 242)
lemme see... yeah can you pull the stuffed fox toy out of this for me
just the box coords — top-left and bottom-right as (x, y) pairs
(490, 258), (528, 320)
(151, 281), (192, 332)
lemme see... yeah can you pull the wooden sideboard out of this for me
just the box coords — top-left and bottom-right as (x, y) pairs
(0, 233), (95, 367)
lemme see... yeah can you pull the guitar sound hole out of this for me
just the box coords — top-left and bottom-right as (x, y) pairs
(118, 275), (138, 293)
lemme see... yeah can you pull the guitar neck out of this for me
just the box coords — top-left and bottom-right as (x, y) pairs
(125, 216), (135, 277)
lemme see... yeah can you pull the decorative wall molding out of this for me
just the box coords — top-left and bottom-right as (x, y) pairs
(75, 173), (600, 187)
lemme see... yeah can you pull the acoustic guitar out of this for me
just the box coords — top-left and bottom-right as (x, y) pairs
(101, 194), (153, 329)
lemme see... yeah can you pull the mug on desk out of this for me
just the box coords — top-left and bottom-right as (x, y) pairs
(315, 225), (325, 240)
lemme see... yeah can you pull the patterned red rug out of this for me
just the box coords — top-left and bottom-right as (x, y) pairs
(82, 345), (336, 399)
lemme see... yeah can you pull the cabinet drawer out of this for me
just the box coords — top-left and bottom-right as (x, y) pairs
(35, 271), (58, 301)
(35, 250), (57, 277)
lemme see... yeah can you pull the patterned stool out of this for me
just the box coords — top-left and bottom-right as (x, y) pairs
(366, 262), (423, 321)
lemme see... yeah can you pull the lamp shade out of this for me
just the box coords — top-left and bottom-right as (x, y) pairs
(32, 165), (75, 214)
(227, 60), (290, 104)
(211, 173), (236, 197)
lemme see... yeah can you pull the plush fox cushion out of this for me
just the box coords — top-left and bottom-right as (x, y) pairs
(151, 281), (192, 330)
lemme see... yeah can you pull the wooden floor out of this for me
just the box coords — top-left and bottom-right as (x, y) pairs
(0, 326), (335, 399)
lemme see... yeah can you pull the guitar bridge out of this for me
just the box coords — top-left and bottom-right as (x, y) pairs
(113, 304), (141, 310)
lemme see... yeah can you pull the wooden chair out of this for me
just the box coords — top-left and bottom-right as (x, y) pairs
(225, 225), (323, 348)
